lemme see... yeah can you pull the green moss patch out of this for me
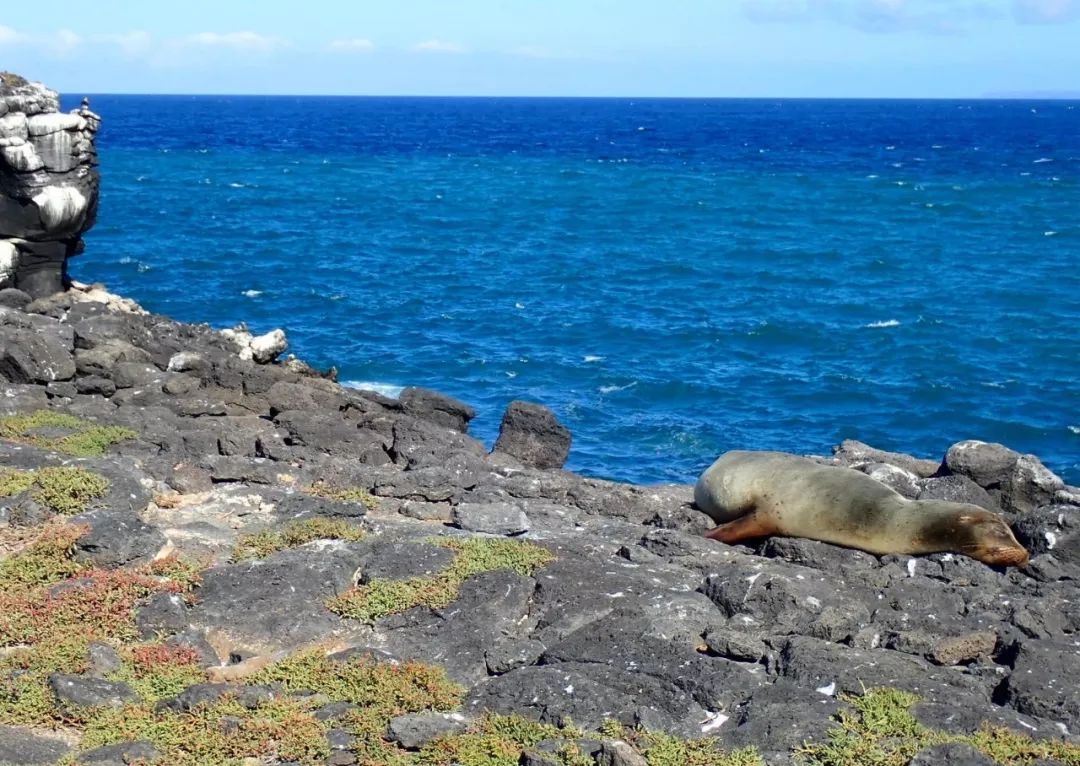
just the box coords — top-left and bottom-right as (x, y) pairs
(0, 410), (137, 456)
(327, 536), (555, 623)
(76, 696), (330, 766)
(0, 522), (87, 591)
(0, 465), (111, 515)
(419, 714), (581, 766)
(798, 688), (1080, 766)
(0, 540), (201, 727)
(306, 480), (379, 509)
(232, 517), (366, 561)
(251, 649), (464, 765)
(108, 642), (208, 704)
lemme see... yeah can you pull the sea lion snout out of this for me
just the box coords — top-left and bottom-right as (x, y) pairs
(962, 515), (1030, 567)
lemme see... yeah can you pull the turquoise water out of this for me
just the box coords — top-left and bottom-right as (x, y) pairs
(70, 96), (1080, 484)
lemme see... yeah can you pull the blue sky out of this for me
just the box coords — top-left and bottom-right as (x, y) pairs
(2, 0), (1078, 97)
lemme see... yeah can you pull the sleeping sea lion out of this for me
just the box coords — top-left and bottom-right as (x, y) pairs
(695, 450), (1029, 567)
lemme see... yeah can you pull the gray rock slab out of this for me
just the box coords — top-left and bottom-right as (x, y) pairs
(453, 502), (530, 535)
(378, 569), (536, 685)
(774, 636), (991, 701)
(541, 611), (765, 711)
(908, 743), (999, 766)
(386, 711), (469, 749)
(400, 387), (476, 433)
(1003, 639), (1080, 727)
(49, 674), (137, 711)
(74, 740), (159, 766)
(188, 542), (366, 653)
(0, 726), (71, 765)
(702, 560), (872, 642)
(356, 540), (455, 583)
(71, 508), (167, 567)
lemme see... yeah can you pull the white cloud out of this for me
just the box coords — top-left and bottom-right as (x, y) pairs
(329, 38), (375, 52)
(93, 31), (153, 56)
(411, 39), (467, 54)
(742, 0), (999, 33)
(186, 31), (285, 52)
(0, 25), (25, 45)
(1013, 0), (1080, 22)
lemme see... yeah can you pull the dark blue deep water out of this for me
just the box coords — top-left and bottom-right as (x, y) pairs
(67, 95), (1080, 484)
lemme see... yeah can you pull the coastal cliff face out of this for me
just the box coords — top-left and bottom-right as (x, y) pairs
(0, 72), (100, 298)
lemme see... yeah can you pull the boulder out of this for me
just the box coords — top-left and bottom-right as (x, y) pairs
(400, 386), (476, 433)
(917, 475), (998, 510)
(832, 439), (940, 478)
(943, 440), (1022, 487)
(492, 400), (571, 470)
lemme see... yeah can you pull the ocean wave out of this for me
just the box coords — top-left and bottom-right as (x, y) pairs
(599, 381), (638, 394)
(1033, 158), (1054, 164)
(1070, 426), (1080, 435)
(864, 320), (900, 328)
(242, 290), (262, 298)
(583, 355), (605, 363)
(1044, 231), (1058, 237)
(342, 380), (404, 399)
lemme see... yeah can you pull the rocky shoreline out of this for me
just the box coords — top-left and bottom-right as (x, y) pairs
(0, 279), (1076, 766)
(1, 73), (1079, 766)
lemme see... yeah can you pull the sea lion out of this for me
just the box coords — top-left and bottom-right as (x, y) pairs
(695, 450), (1029, 567)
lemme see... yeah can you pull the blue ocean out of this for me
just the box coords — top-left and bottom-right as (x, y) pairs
(66, 95), (1080, 485)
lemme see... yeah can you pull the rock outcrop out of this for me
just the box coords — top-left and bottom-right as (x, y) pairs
(0, 72), (100, 298)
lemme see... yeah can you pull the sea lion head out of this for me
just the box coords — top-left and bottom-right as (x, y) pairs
(949, 506), (1029, 567)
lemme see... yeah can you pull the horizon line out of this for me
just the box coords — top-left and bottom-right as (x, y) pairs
(65, 90), (1080, 101)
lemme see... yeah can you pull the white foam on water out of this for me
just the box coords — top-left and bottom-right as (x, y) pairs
(242, 290), (262, 298)
(342, 380), (404, 399)
(1069, 426), (1080, 435)
(1034, 157), (1054, 163)
(1044, 231), (1058, 237)
(583, 355), (605, 363)
(599, 381), (637, 394)
(514, 302), (525, 309)
(864, 319), (900, 328)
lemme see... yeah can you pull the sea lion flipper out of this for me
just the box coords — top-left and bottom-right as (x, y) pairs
(704, 509), (777, 544)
